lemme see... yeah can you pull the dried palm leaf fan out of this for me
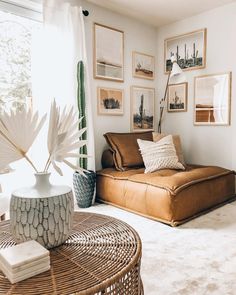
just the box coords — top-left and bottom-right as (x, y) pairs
(0, 101), (88, 175)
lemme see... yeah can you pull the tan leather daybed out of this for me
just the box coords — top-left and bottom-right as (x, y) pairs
(96, 132), (236, 226)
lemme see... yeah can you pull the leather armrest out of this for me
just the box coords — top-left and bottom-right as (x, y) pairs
(101, 149), (115, 169)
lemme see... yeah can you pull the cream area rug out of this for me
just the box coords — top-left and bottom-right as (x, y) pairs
(76, 202), (236, 295)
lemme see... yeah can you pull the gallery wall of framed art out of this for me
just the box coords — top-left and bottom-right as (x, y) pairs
(93, 19), (232, 135)
(94, 21), (157, 133)
(93, 21), (233, 131)
(163, 25), (232, 129)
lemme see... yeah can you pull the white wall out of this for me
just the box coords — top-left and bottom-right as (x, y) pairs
(82, 0), (157, 169)
(156, 2), (236, 170)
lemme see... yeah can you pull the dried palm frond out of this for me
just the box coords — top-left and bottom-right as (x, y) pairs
(0, 165), (14, 175)
(0, 108), (46, 172)
(45, 100), (87, 176)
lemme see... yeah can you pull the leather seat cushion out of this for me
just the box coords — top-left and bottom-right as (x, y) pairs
(96, 165), (235, 226)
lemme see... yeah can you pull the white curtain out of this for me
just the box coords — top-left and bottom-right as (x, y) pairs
(1, 0), (95, 195)
(33, 0), (95, 181)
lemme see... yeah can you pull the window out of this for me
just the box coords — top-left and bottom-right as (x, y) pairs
(0, 7), (41, 113)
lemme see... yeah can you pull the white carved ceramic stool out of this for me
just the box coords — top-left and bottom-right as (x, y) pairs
(10, 173), (74, 249)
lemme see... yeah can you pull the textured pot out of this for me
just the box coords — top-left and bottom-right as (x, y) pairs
(73, 170), (96, 208)
(10, 173), (74, 249)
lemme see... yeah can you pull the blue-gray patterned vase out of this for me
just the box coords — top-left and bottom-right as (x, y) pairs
(73, 170), (96, 208)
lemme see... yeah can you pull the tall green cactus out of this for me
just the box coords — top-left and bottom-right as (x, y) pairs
(77, 61), (87, 170)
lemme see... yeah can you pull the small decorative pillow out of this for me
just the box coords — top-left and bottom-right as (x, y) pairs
(137, 135), (185, 173)
(152, 132), (185, 166)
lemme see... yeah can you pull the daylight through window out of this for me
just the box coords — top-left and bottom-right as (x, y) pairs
(0, 10), (40, 113)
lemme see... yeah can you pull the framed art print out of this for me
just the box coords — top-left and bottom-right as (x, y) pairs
(167, 82), (188, 112)
(94, 23), (124, 82)
(164, 28), (206, 73)
(97, 87), (124, 115)
(194, 72), (231, 125)
(132, 51), (155, 80)
(131, 86), (155, 132)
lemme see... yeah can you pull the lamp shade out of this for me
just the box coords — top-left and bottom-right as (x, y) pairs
(170, 56), (186, 84)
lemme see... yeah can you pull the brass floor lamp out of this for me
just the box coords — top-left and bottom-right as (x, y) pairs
(158, 56), (186, 133)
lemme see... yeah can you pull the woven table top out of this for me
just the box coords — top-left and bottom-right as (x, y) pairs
(0, 212), (142, 295)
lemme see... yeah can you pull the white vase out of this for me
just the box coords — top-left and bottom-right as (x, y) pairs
(10, 172), (74, 249)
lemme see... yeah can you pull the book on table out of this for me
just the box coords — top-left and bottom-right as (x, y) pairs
(0, 240), (50, 284)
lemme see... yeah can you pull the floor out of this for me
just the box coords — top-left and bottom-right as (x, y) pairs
(76, 202), (236, 295)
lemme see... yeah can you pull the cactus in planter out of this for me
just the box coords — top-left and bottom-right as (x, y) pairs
(77, 61), (87, 170)
(73, 61), (96, 208)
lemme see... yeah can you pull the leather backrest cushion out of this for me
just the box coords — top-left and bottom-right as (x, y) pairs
(152, 132), (185, 165)
(104, 131), (153, 171)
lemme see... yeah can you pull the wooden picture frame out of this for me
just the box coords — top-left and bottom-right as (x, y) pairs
(167, 82), (188, 112)
(194, 72), (231, 126)
(94, 23), (124, 82)
(97, 87), (124, 116)
(164, 28), (207, 74)
(131, 86), (155, 132)
(132, 51), (155, 80)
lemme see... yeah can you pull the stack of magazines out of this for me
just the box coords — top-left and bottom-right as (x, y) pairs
(0, 240), (50, 284)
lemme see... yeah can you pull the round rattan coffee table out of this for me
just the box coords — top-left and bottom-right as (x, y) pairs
(0, 212), (143, 295)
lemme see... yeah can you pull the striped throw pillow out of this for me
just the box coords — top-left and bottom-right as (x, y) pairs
(137, 135), (185, 173)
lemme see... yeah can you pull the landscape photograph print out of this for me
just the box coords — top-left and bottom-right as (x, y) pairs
(94, 23), (124, 81)
(131, 86), (154, 132)
(167, 82), (188, 112)
(194, 72), (231, 125)
(133, 51), (155, 80)
(97, 87), (124, 115)
(165, 28), (206, 73)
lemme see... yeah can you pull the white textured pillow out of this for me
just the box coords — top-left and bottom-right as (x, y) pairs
(137, 135), (185, 173)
